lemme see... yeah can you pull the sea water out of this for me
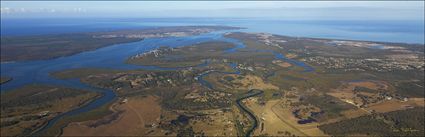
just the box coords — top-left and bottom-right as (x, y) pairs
(2, 18), (424, 44)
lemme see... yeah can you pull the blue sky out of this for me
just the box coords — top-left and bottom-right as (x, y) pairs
(1, 1), (424, 20)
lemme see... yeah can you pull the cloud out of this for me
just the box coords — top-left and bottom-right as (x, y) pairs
(1, 1), (423, 20)
(0, 7), (87, 15)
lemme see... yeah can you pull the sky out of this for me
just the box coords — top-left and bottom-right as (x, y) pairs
(1, 1), (424, 20)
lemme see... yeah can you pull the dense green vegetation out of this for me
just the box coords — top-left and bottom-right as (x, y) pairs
(394, 80), (424, 98)
(319, 107), (425, 136)
(320, 115), (392, 135)
(354, 86), (379, 93)
(298, 94), (355, 121)
(357, 70), (424, 99)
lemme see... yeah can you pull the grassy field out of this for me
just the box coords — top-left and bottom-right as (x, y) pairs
(248, 99), (311, 136)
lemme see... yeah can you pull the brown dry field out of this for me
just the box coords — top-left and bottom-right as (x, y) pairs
(190, 109), (237, 136)
(320, 108), (369, 125)
(385, 54), (418, 59)
(271, 100), (327, 136)
(331, 81), (388, 93)
(365, 98), (425, 113)
(246, 98), (327, 136)
(324, 80), (424, 123)
(323, 98), (424, 125)
(229, 74), (279, 90)
(349, 81), (385, 89)
(327, 81), (390, 106)
(285, 53), (298, 59)
(327, 91), (361, 106)
(62, 96), (162, 136)
(205, 74), (279, 92)
(340, 108), (370, 119)
(327, 80), (424, 117)
(272, 60), (292, 68)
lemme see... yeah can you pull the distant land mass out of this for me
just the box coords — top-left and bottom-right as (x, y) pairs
(0, 26), (241, 62)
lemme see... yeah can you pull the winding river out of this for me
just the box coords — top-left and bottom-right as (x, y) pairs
(236, 89), (264, 137)
(0, 30), (314, 136)
(194, 38), (313, 136)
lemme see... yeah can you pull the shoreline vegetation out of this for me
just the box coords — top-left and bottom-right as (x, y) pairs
(0, 84), (100, 136)
(36, 98), (115, 136)
(1, 26), (423, 63)
(0, 26), (241, 62)
(0, 77), (12, 85)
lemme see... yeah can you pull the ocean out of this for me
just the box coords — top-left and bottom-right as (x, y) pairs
(1, 18), (424, 44)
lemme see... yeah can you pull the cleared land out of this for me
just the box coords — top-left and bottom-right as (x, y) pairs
(365, 98), (424, 113)
(270, 99), (328, 136)
(189, 109), (238, 136)
(204, 74), (279, 91)
(248, 99), (309, 136)
(62, 95), (162, 136)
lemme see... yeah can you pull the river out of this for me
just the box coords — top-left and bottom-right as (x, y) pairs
(235, 89), (264, 137)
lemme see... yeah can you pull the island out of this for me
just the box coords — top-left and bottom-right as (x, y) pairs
(0, 26), (241, 62)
